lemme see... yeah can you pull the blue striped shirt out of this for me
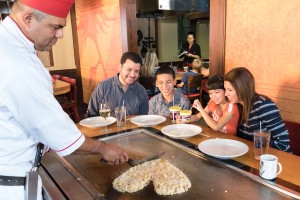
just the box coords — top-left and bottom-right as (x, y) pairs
(237, 95), (292, 152)
(87, 74), (149, 116)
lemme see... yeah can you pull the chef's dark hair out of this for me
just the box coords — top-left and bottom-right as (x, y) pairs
(155, 66), (175, 80)
(206, 74), (225, 90)
(120, 52), (142, 66)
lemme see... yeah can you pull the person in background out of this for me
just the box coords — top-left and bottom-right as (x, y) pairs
(200, 62), (210, 107)
(179, 31), (201, 69)
(140, 50), (160, 78)
(224, 67), (292, 152)
(149, 66), (191, 116)
(177, 59), (203, 95)
(0, 0), (128, 199)
(140, 47), (147, 65)
(201, 66), (209, 78)
(139, 50), (160, 96)
(87, 52), (149, 116)
(177, 75), (239, 135)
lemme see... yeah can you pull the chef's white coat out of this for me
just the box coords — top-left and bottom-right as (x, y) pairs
(0, 17), (85, 199)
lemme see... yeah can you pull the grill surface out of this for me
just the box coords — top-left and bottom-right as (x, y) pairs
(43, 129), (298, 200)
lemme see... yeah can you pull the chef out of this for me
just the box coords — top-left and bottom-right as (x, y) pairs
(0, 0), (128, 199)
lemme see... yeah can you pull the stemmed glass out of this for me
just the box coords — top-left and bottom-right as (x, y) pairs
(99, 103), (111, 132)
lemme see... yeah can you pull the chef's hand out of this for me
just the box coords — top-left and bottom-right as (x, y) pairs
(101, 143), (129, 165)
(193, 99), (203, 111)
(176, 115), (183, 124)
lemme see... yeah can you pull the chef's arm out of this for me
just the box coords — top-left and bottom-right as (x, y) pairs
(74, 137), (129, 165)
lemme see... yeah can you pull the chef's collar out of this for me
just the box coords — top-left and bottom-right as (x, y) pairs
(4, 17), (35, 54)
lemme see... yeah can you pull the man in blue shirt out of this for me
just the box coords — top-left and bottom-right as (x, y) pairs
(87, 52), (149, 116)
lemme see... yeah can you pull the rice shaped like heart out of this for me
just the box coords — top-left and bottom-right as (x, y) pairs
(112, 159), (191, 195)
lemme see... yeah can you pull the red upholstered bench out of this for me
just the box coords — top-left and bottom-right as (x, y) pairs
(284, 121), (300, 156)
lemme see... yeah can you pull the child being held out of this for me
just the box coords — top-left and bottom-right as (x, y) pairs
(177, 59), (202, 94)
(149, 66), (191, 116)
(177, 75), (239, 135)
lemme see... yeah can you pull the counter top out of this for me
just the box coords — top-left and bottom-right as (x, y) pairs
(76, 117), (300, 194)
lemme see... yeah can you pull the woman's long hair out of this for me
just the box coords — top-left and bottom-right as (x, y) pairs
(224, 67), (257, 123)
(140, 51), (158, 77)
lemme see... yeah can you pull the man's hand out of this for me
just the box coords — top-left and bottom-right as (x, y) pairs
(75, 137), (128, 165)
(100, 143), (129, 165)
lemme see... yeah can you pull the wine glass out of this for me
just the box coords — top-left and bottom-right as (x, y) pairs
(99, 103), (111, 132)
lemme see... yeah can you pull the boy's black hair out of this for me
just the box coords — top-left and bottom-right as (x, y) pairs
(155, 66), (175, 80)
(206, 74), (225, 90)
(120, 52), (142, 66)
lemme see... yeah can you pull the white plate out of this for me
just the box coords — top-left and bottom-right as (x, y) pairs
(79, 116), (116, 128)
(130, 115), (166, 127)
(161, 124), (202, 139)
(198, 139), (249, 159)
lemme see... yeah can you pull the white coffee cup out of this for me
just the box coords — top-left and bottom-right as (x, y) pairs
(259, 154), (282, 180)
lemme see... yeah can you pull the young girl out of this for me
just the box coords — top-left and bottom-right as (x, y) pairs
(177, 75), (239, 135)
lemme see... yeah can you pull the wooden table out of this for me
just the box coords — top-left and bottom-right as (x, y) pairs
(53, 79), (71, 96)
(77, 117), (300, 191)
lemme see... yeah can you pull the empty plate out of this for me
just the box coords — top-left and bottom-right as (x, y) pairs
(161, 124), (202, 139)
(130, 115), (166, 127)
(198, 139), (249, 159)
(79, 116), (116, 128)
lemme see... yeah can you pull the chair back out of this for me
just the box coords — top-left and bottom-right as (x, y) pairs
(51, 74), (61, 80)
(61, 76), (77, 101)
(284, 120), (300, 156)
(185, 74), (203, 101)
(59, 76), (80, 122)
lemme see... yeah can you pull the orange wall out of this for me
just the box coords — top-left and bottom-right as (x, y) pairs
(75, 0), (123, 103)
(225, 0), (300, 123)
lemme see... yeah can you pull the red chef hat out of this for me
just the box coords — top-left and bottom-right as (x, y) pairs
(20, 0), (74, 18)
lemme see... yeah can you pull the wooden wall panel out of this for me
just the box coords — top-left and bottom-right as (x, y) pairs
(74, 0), (137, 103)
(225, 0), (300, 123)
(119, 0), (137, 52)
(209, 0), (226, 75)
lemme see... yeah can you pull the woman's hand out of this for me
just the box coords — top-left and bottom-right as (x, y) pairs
(193, 99), (203, 111)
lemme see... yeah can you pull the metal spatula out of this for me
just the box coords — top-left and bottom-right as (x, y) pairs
(127, 151), (165, 167)
(101, 152), (165, 166)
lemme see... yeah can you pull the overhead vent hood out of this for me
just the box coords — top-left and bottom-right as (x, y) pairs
(137, 0), (209, 18)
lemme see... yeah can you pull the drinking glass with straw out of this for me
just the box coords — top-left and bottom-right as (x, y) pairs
(122, 100), (126, 122)
(115, 100), (126, 127)
(172, 95), (175, 121)
(253, 121), (271, 160)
